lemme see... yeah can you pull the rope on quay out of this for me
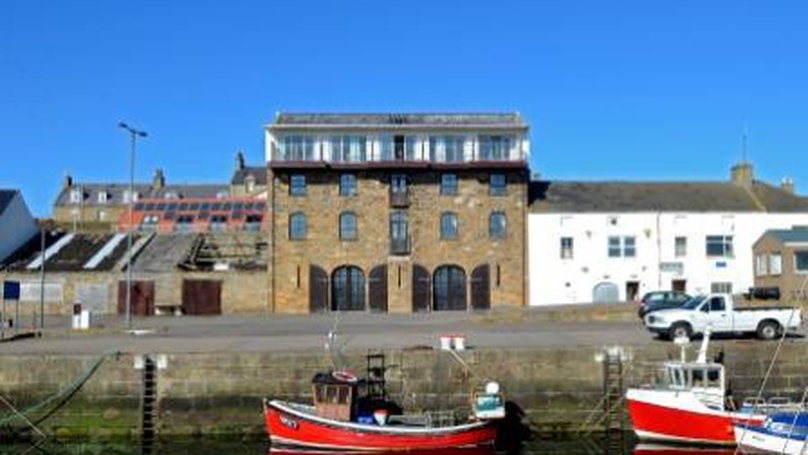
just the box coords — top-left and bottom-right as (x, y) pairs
(0, 351), (118, 428)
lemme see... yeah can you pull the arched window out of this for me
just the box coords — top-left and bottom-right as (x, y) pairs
(339, 212), (357, 241)
(440, 212), (458, 240)
(289, 212), (307, 240)
(433, 265), (466, 311)
(489, 212), (506, 239)
(332, 266), (365, 311)
(593, 282), (619, 304)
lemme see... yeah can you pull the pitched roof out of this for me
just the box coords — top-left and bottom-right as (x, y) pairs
(231, 166), (267, 185)
(0, 190), (18, 216)
(272, 112), (526, 129)
(1, 232), (133, 272)
(762, 228), (808, 245)
(529, 180), (808, 213)
(54, 183), (230, 208)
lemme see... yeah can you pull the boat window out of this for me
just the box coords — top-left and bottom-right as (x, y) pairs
(326, 385), (337, 404)
(316, 385), (326, 403)
(691, 368), (705, 387)
(337, 386), (350, 404)
(707, 367), (722, 387)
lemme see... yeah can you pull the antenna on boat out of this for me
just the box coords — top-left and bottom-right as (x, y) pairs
(696, 327), (712, 364)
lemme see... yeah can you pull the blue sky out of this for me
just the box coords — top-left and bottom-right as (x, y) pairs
(1, 1), (807, 217)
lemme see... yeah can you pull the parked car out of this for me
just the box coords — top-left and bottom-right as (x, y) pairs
(637, 291), (691, 319)
(643, 293), (802, 340)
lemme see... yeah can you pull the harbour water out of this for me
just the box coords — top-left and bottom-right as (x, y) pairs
(0, 435), (736, 455)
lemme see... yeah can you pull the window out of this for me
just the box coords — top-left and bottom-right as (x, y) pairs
(339, 212), (357, 241)
(755, 254), (768, 277)
(608, 236), (636, 258)
(390, 211), (409, 254)
(490, 174), (506, 196)
(278, 135), (315, 161)
(709, 296), (726, 312)
(675, 236), (687, 257)
(479, 135), (515, 161)
(711, 282), (733, 294)
(331, 135), (367, 162)
(97, 210), (106, 221)
(380, 135), (418, 161)
(489, 212), (506, 239)
(560, 237), (574, 259)
(97, 192), (108, 204)
(440, 212), (458, 240)
(796, 251), (808, 274)
(441, 174), (457, 196)
(290, 174), (306, 196)
(70, 189), (82, 204)
(770, 253), (782, 275)
(429, 136), (465, 162)
(123, 190), (139, 203)
(339, 174), (356, 197)
(390, 174), (407, 193)
(706, 235), (733, 257)
(289, 212), (307, 240)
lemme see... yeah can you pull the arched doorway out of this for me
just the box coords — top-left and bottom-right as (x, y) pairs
(412, 264), (430, 312)
(592, 282), (619, 304)
(332, 266), (365, 311)
(433, 265), (466, 311)
(309, 265), (328, 313)
(368, 265), (388, 313)
(470, 264), (490, 310)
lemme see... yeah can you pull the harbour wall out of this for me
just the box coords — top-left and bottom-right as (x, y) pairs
(1, 341), (806, 439)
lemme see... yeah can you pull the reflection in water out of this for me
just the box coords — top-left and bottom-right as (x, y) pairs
(0, 436), (743, 455)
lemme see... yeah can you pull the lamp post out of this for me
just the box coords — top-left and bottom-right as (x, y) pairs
(118, 122), (147, 329)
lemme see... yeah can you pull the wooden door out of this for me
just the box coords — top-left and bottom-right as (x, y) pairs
(181, 279), (222, 315)
(672, 279), (687, 293)
(412, 264), (430, 313)
(368, 265), (388, 313)
(309, 265), (328, 313)
(471, 264), (490, 310)
(117, 281), (155, 316)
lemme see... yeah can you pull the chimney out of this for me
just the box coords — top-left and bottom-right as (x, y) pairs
(63, 173), (73, 189)
(153, 168), (165, 190)
(730, 162), (754, 189)
(235, 150), (246, 171)
(781, 177), (795, 195)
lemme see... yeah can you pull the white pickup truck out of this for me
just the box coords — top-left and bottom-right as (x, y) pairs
(643, 293), (802, 340)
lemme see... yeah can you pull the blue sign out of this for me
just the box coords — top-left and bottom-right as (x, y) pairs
(716, 261), (727, 269)
(3, 281), (20, 300)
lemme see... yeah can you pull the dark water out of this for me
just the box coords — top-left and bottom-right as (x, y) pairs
(0, 436), (736, 455)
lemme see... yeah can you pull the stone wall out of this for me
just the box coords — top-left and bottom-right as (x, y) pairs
(1, 342), (806, 439)
(268, 168), (527, 314)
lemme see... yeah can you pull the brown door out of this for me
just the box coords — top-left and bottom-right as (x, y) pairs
(309, 265), (328, 313)
(368, 265), (388, 313)
(117, 281), (155, 316)
(412, 264), (430, 313)
(182, 280), (222, 315)
(471, 264), (490, 310)
(672, 279), (687, 293)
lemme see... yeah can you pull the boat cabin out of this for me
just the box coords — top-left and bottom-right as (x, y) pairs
(312, 372), (367, 422)
(662, 361), (725, 409)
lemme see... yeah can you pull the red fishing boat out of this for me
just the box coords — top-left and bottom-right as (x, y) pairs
(626, 332), (766, 445)
(263, 353), (504, 451)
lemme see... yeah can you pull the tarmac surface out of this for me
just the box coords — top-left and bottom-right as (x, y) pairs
(1, 307), (797, 354)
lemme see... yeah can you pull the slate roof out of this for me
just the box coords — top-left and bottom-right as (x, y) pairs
(272, 112), (526, 129)
(529, 180), (808, 213)
(0, 190), (18, 216)
(54, 183), (230, 208)
(231, 166), (267, 185)
(1, 232), (133, 272)
(762, 228), (808, 245)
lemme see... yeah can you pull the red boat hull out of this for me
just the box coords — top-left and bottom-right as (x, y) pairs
(264, 400), (497, 451)
(628, 396), (763, 445)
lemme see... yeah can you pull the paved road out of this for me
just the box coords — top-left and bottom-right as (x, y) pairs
(0, 312), (799, 354)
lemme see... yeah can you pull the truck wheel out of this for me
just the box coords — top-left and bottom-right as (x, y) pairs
(669, 323), (692, 340)
(757, 320), (782, 340)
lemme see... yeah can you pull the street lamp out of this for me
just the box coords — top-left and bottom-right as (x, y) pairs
(118, 122), (147, 329)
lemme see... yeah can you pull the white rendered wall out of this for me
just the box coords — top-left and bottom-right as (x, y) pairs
(529, 212), (808, 306)
(0, 193), (38, 263)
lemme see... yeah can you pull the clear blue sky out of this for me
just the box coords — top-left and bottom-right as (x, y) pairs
(2, 1), (807, 217)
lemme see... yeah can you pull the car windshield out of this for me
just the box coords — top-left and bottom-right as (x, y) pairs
(682, 296), (707, 310)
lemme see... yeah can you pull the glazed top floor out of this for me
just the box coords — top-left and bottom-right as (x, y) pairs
(264, 113), (530, 164)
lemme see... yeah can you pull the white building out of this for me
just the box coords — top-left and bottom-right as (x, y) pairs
(0, 190), (39, 263)
(528, 164), (808, 305)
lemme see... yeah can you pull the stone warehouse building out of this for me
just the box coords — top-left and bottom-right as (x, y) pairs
(753, 228), (808, 303)
(266, 113), (530, 313)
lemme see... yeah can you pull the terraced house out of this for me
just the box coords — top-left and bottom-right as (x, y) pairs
(266, 113), (529, 313)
